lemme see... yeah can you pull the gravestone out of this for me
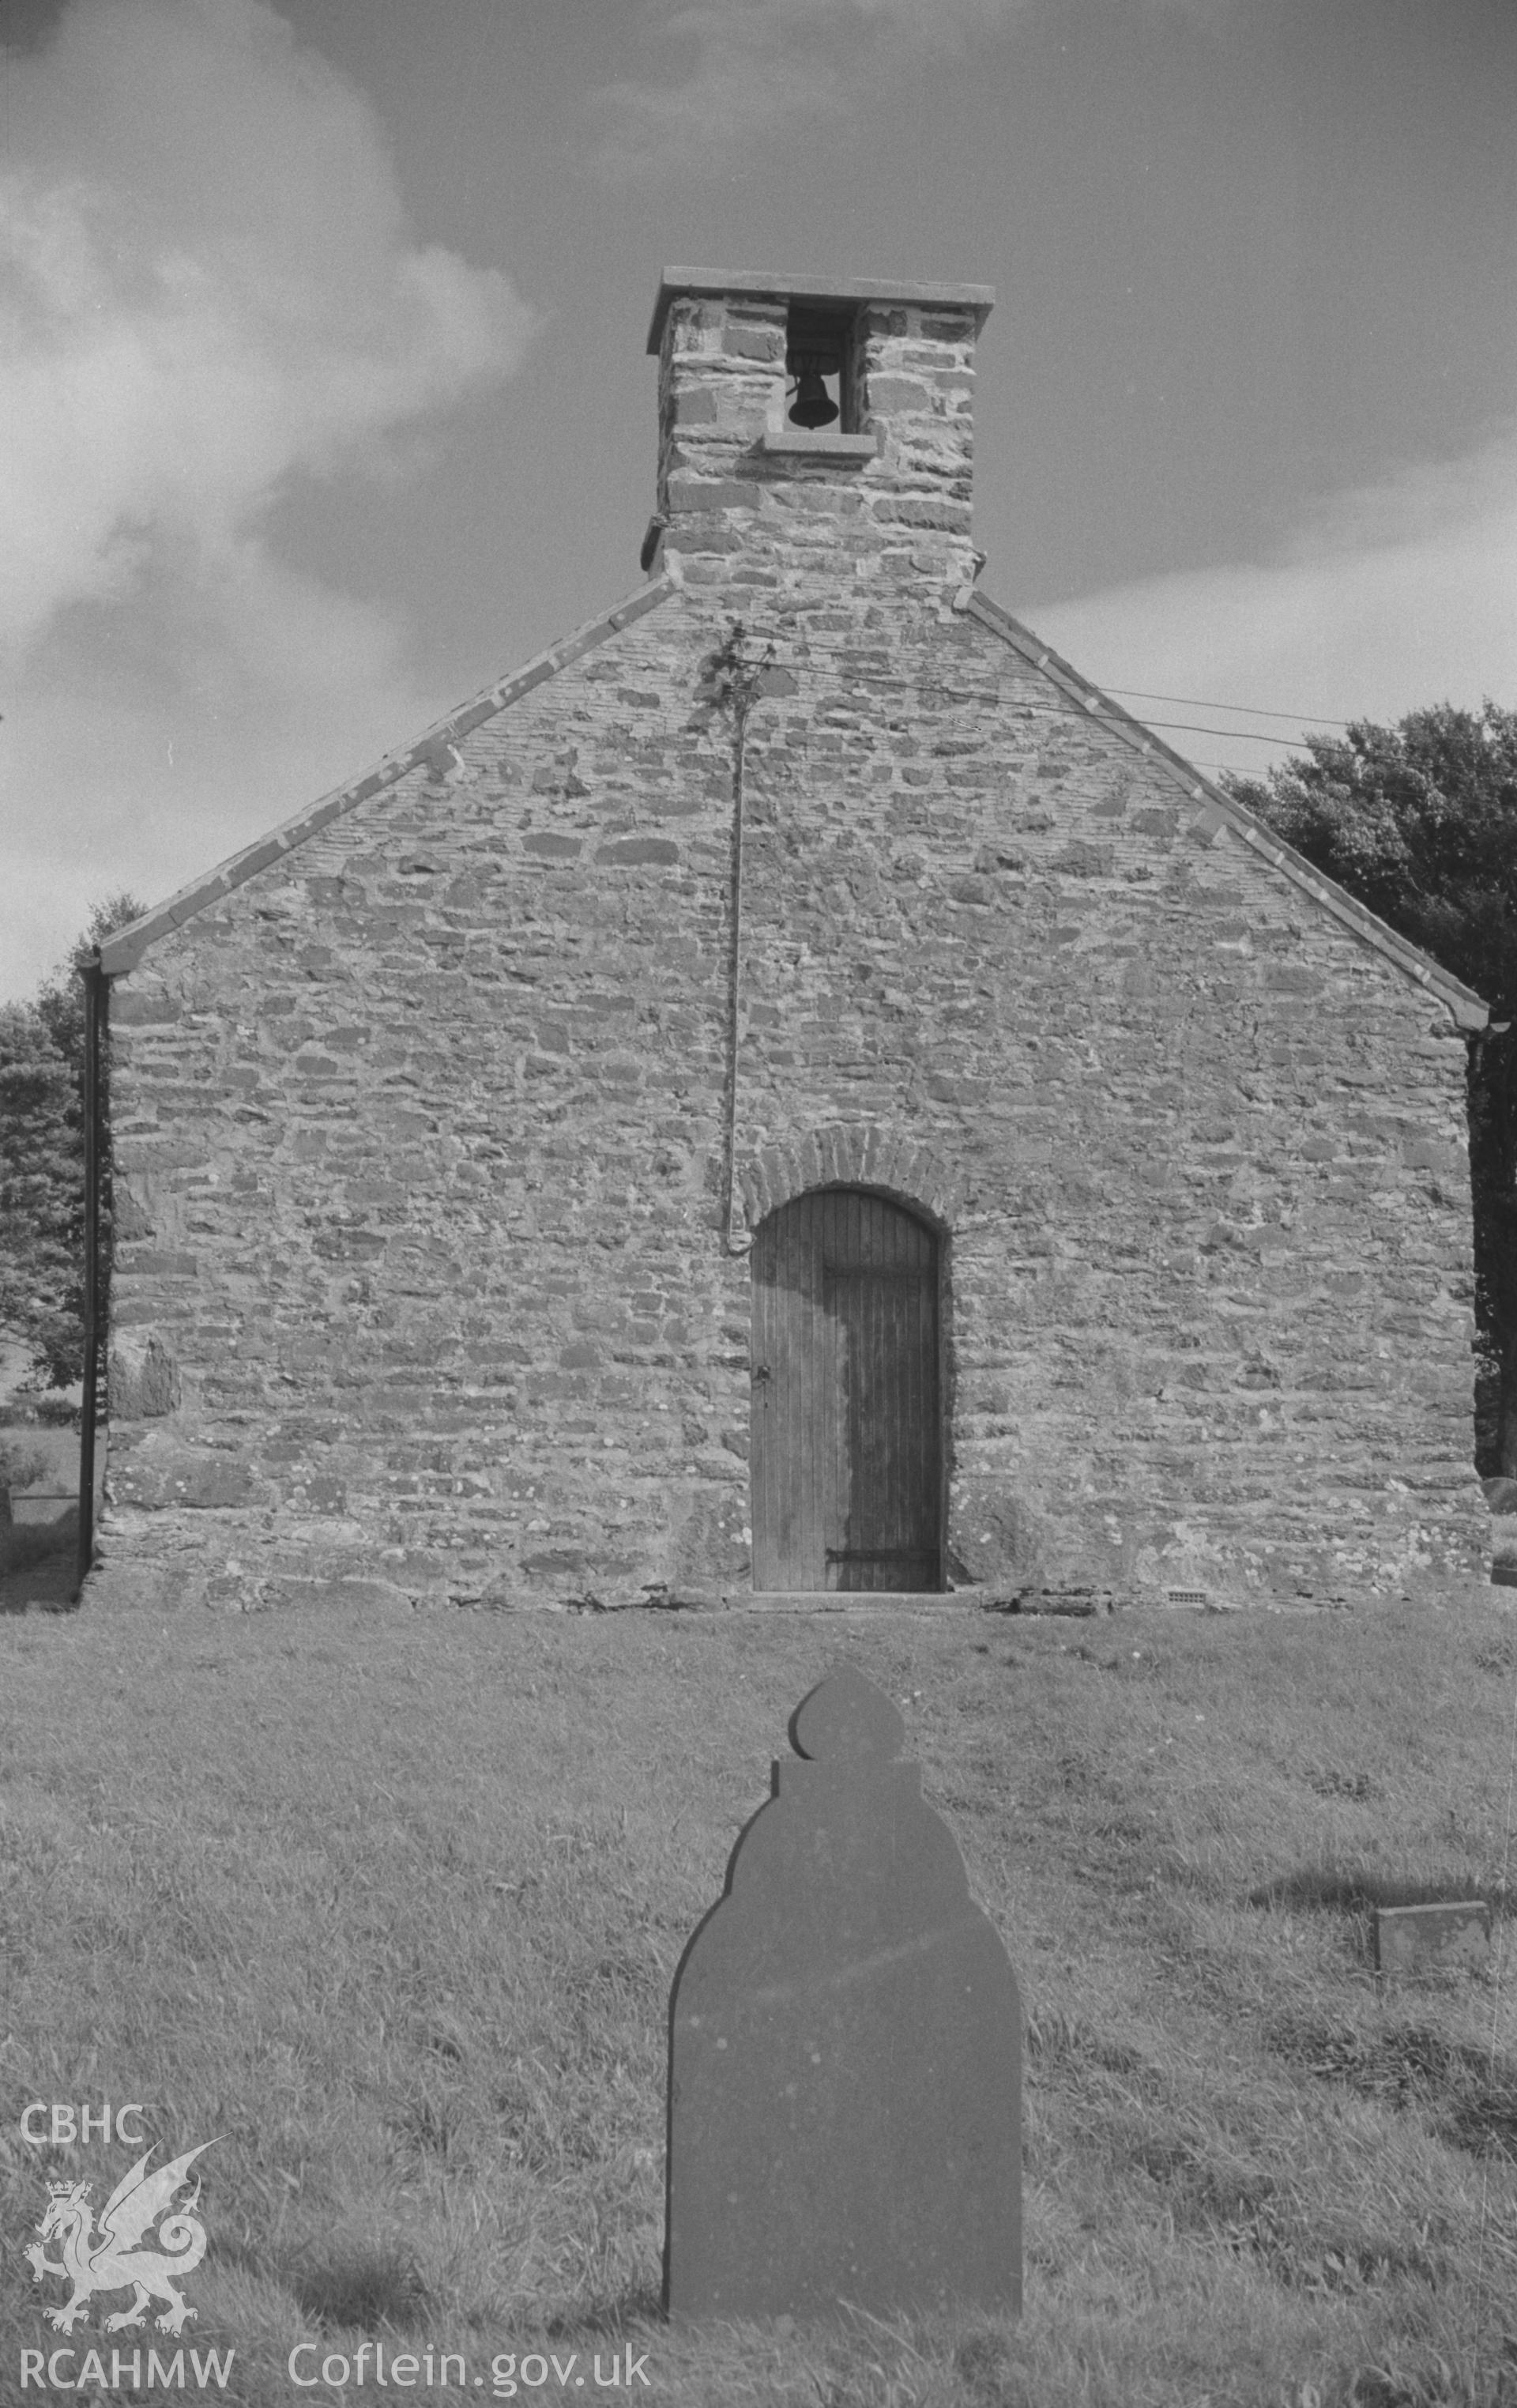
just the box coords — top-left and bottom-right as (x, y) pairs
(663, 1664), (1022, 2320)
(1373, 1900), (1492, 1979)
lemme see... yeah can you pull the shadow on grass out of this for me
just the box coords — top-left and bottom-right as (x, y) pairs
(287, 2240), (430, 2331)
(1270, 2010), (1517, 2161)
(0, 1517), (77, 1613)
(1248, 1867), (1510, 1918)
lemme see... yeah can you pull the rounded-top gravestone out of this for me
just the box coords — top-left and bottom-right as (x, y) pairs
(664, 1663), (1022, 2320)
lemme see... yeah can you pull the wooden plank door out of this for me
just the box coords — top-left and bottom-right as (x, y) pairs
(751, 1189), (942, 1592)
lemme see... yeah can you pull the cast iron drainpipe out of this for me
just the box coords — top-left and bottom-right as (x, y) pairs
(74, 956), (107, 1602)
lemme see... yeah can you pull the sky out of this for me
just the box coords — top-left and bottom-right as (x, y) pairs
(1, 0), (1514, 1001)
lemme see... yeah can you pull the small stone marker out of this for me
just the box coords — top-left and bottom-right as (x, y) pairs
(1373, 1900), (1492, 1979)
(663, 1664), (1022, 2321)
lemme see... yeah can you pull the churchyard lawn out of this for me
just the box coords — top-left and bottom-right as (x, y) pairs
(1, 1588), (1514, 2406)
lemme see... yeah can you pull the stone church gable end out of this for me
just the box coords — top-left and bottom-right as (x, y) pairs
(86, 268), (1490, 1616)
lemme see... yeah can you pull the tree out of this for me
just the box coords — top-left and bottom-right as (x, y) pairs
(0, 1002), (80, 1388)
(1225, 702), (1517, 1474)
(0, 894), (147, 1392)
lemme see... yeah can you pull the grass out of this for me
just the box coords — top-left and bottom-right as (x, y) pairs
(1, 1584), (1515, 2406)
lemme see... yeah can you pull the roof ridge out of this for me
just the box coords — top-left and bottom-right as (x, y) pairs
(96, 574), (679, 978)
(962, 590), (1489, 1032)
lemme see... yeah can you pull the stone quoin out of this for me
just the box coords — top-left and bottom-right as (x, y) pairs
(82, 268), (1490, 1613)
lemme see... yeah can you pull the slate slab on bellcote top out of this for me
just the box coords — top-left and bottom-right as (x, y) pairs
(664, 1664), (1022, 2322)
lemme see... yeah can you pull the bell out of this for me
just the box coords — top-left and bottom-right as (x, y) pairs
(789, 360), (839, 430)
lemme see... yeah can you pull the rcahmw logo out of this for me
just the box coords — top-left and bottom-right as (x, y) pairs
(17, 2107), (233, 2389)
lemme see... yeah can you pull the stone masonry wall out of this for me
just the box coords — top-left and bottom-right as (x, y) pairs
(654, 288), (980, 599)
(95, 285), (1489, 1611)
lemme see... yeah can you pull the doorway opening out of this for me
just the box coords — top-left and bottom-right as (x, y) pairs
(750, 1187), (944, 1592)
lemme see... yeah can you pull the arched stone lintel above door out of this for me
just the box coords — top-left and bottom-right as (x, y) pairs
(737, 1125), (966, 1239)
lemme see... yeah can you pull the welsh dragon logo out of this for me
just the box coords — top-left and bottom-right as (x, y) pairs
(24, 2140), (216, 2336)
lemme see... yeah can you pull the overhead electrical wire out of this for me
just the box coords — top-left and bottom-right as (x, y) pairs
(1123, 718), (1316, 748)
(1101, 686), (1355, 729)
(1067, 684), (1368, 774)
(1078, 702), (1326, 774)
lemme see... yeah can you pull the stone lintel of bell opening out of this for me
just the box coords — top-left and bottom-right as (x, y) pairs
(646, 270), (995, 357)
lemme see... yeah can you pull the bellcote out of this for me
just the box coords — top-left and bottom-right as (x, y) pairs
(643, 269), (994, 594)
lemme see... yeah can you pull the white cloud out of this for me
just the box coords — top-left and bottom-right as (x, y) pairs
(0, 0), (533, 999)
(589, 0), (1031, 170)
(1017, 424), (1517, 778)
(585, 0), (1285, 170)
